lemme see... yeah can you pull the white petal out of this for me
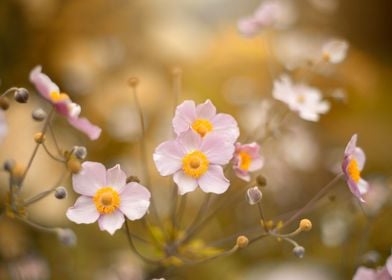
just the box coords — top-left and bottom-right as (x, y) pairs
(173, 171), (198, 195)
(177, 130), (202, 153)
(153, 140), (184, 176)
(119, 182), (151, 220)
(353, 147), (366, 170)
(72, 161), (106, 196)
(195, 99), (217, 119)
(106, 164), (127, 192)
(198, 165), (230, 194)
(211, 113), (240, 144)
(201, 133), (235, 165)
(98, 210), (125, 235)
(66, 196), (100, 224)
(172, 100), (196, 136)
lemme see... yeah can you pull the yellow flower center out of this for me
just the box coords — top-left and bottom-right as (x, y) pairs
(347, 159), (361, 183)
(93, 187), (120, 214)
(191, 119), (213, 137)
(239, 151), (252, 171)
(50, 91), (70, 103)
(182, 151), (209, 178)
(296, 94), (305, 104)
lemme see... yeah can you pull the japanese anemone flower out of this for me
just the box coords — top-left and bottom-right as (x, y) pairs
(153, 129), (235, 195)
(273, 75), (330, 122)
(172, 99), (239, 144)
(29, 66), (101, 140)
(66, 162), (151, 235)
(342, 134), (369, 203)
(233, 142), (264, 182)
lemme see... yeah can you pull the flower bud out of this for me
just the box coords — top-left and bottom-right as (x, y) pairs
(34, 132), (46, 144)
(246, 186), (262, 205)
(32, 108), (47, 121)
(56, 228), (77, 246)
(293, 246), (305, 258)
(3, 159), (15, 172)
(0, 97), (10, 110)
(67, 158), (82, 174)
(126, 175), (140, 183)
(299, 219), (312, 232)
(236, 235), (249, 248)
(54, 186), (67, 199)
(14, 88), (29, 103)
(256, 175), (267, 187)
(128, 77), (139, 88)
(72, 146), (87, 160)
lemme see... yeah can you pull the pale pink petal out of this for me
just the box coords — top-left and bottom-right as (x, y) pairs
(357, 179), (370, 196)
(238, 18), (260, 37)
(66, 196), (100, 224)
(106, 164), (127, 192)
(0, 111), (7, 143)
(195, 100), (216, 119)
(345, 134), (358, 155)
(98, 210), (125, 235)
(386, 255), (392, 276)
(298, 110), (320, 122)
(234, 168), (251, 182)
(153, 140), (185, 176)
(177, 130), (202, 153)
(201, 133), (235, 165)
(353, 147), (366, 170)
(67, 117), (102, 141)
(172, 100), (197, 136)
(211, 113), (240, 144)
(119, 182), (151, 220)
(29, 65), (59, 100)
(353, 267), (378, 280)
(73, 161), (106, 196)
(198, 165), (230, 194)
(249, 158), (264, 172)
(173, 171), (198, 195)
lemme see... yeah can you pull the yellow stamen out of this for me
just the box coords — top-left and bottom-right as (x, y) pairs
(93, 187), (120, 214)
(239, 151), (252, 171)
(182, 151), (209, 178)
(50, 91), (69, 103)
(347, 159), (361, 183)
(191, 119), (213, 137)
(296, 94), (305, 104)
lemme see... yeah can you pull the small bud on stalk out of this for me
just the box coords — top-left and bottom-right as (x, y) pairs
(32, 108), (47, 121)
(54, 186), (67, 199)
(128, 77), (139, 88)
(236, 235), (249, 248)
(72, 146), (87, 160)
(0, 97), (10, 110)
(34, 132), (46, 144)
(299, 219), (312, 232)
(246, 186), (262, 205)
(126, 175), (140, 184)
(67, 158), (81, 174)
(56, 228), (77, 246)
(293, 246), (305, 258)
(256, 175), (267, 187)
(3, 159), (15, 172)
(14, 88), (29, 103)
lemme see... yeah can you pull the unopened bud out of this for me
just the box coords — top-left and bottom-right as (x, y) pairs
(34, 132), (46, 144)
(14, 88), (29, 103)
(67, 158), (81, 174)
(172, 67), (182, 76)
(56, 228), (77, 246)
(3, 159), (15, 172)
(0, 97), (10, 110)
(126, 175), (140, 183)
(54, 186), (67, 199)
(299, 219), (312, 232)
(32, 108), (47, 121)
(246, 186), (262, 205)
(72, 146), (87, 160)
(293, 246), (305, 258)
(236, 235), (249, 248)
(256, 175), (267, 187)
(128, 77), (139, 88)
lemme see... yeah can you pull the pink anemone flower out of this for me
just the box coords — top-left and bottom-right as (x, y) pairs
(233, 142), (264, 182)
(353, 253), (392, 280)
(342, 134), (369, 203)
(153, 130), (235, 195)
(29, 66), (101, 140)
(172, 99), (239, 144)
(66, 162), (151, 235)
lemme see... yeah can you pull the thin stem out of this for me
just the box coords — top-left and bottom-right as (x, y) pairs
(175, 194), (187, 230)
(184, 193), (212, 235)
(170, 184), (178, 240)
(15, 216), (57, 233)
(1, 87), (18, 98)
(281, 173), (343, 229)
(257, 202), (269, 233)
(181, 244), (240, 266)
(124, 221), (161, 264)
(48, 124), (63, 156)
(19, 109), (55, 187)
(42, 143), (66, 163)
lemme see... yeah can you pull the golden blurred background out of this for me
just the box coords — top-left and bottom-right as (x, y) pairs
(0, 0), (391, 279)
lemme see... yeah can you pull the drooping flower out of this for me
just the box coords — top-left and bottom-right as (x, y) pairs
(341, 134), (369, 203)
(172, 99), (239, 144)
(353, 253), (392, 280)
(238, 0), (297, 37)
(272, 75), (330, 122)
(66, 162), (151, 235)
(29, 66), (101, 140)
(322, 39), (349, 64)
(0, 110), (7, 143)
(153, 130), (234, 195)
(233, 142), (264, 182)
